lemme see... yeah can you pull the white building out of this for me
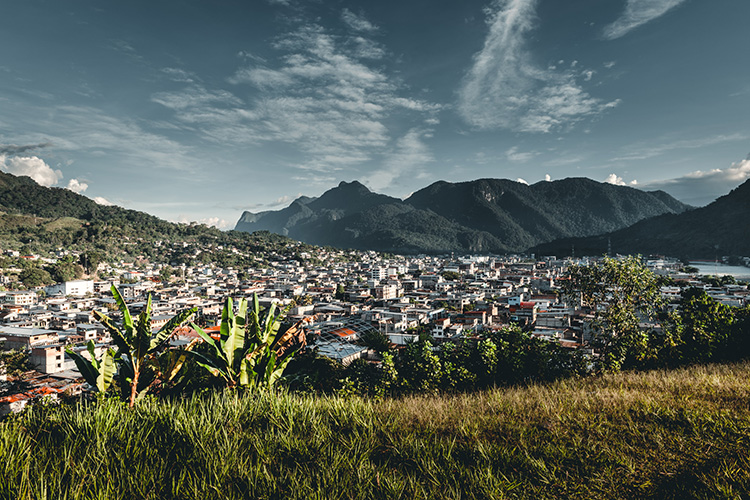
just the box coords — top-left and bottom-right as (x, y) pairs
(45, 280), (95, 297)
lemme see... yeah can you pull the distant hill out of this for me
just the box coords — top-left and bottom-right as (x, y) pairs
(0, 171), (302, 266)
(235, 178), (692, 254)
(531, 179), (750, 259)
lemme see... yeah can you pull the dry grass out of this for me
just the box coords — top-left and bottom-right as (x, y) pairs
(1, 362), (749, 499)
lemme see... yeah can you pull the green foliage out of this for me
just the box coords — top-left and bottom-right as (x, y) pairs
(360, 329), (391, 353)
(2, 363), (750, 499)
(65, 340), (116, 394)
(189, 294), (300, 390)
(561, 256), (663, 372)
(441, 270), (460, 281)
(397, 340), (442, 392)
(93, 285), (197, 406)
(0, 348), (30, 376)
(18, 266), (53, 287)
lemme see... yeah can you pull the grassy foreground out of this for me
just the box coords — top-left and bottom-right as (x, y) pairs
(2, 363), (749, 500)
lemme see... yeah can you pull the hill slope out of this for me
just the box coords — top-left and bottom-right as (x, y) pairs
(0, 171), (303, 266)
(3, 362), (749, 499)
(532, 179), (750, 258)
(235, 178), (691, 254)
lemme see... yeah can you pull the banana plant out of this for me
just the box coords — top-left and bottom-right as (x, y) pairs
(189, 293), (303, 390)
(65, 340), (116, 395)
(93, 285), (197, 406)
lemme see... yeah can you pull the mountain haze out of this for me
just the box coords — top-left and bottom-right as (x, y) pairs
(235, 178), (692, 254)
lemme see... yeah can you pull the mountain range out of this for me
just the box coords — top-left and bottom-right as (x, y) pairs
(532, 179), (750, 259)
(235, 178), (692, 254)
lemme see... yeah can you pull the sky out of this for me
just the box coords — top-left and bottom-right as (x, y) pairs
(1, 0), (749, 229)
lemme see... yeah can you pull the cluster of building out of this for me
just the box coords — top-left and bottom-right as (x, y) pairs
(2, 250), (749, 414)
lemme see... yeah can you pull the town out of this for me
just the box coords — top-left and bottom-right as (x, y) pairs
(1, 242), (749, 415)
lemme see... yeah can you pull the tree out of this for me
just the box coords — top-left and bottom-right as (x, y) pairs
(441, 271), (460, 281)
(189, 294), (303, 390)
(18, 267), (53, 287)
(397, 339), (442, 392)
(93, 286), (197, 406)
(670, 288), (736, 364)
(560, 256), (663, 372)
(159, 265), (173, 283)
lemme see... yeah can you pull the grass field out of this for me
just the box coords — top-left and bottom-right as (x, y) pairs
(1, 362), (748, 499)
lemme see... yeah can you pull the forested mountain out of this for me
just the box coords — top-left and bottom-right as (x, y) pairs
(0, 171), (304, 267)
(532, 179), (750, 259)
(235, 178), (692, 254)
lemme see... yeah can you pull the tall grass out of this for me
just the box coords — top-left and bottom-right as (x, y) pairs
(1, 362), (749, 499)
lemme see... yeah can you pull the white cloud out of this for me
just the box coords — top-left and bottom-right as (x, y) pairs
(457, 0), (619, 133)
(505, 146), (538, 162)
(362, 128), (434, 191)
(604, 173), (637, 186)
(611, 133), (748, 162)
(0, 154), (62, 186)
(602, 0), (687, 40)
(93, 196), (114, 206)
(174, 215), (231, 230)
(154, 19), (440, 177)
(341, 9), (379, 33)
(642, 158), (750, 206)
(66, 178), (88, 193)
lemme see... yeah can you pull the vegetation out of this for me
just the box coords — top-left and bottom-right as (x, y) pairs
(90, 286), (197, 406)
(0, 171), (320, 273)
(534, 178), (750, 258)
(236, 178), (690, 254)
(189, 295), (301, 390)
(1, 362), (749, 499)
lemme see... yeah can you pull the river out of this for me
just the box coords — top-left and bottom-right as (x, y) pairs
(689, 261), (750, 280)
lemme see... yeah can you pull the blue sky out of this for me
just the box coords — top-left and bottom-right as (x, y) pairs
(1, 0), (748, 228)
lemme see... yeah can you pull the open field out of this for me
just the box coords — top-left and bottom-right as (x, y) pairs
(2, 362), (749, 499)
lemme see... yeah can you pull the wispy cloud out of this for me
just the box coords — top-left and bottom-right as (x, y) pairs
(505, 146), (538, 162)
(610, 133), (748, 162)
(341, 9), (379, 33)
(641, 157), (750, 206)
(153, 15), (440, 180)
(457, 0), (619, 133)
(0, 142), (52, 155)
(602, 0), (687, 40)
(42, 105), (196, 171)
(362, 128), (434, 191)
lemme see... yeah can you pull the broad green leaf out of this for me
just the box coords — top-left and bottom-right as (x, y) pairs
(86, 339), (100, 371)
(65, 345), (99, 389)
(93, 310), (132, 353)
(96, 348), (116, 393)
(134, 294), (152, 368)
(150, 307), (197, 352)
(268, 354), (294, 388)
(110, 285), (133, 339)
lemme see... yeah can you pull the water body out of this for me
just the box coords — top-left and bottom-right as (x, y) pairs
(689, 261), (750, 280)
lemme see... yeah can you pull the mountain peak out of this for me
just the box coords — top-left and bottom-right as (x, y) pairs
(336, 180), (369, 192)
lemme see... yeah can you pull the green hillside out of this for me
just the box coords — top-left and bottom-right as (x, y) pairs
(533, 179), (750, 259)
(0, 171), (310, 267)
(2, 362), (748, 499)
(235, 178), (692, 254)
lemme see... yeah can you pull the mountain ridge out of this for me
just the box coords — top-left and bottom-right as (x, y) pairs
(531, 179), (750, 259)
(235, 177), (693, 254)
